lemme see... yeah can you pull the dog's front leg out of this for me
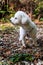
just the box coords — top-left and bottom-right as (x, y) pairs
(19, 27), (26, 48)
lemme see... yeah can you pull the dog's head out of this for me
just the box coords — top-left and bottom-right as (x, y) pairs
(10, 11), (28, 25)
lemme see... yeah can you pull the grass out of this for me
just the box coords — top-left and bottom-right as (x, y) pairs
(0, 22), (14, 30)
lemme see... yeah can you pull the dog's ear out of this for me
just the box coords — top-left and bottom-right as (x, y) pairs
(21, 16), (28, 24)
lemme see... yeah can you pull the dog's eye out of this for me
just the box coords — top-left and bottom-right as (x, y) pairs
(15, 17), (17, 19)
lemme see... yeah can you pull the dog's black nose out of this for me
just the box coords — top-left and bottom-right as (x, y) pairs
(15, 17), (17, 19)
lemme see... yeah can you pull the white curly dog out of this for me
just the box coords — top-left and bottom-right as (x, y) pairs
(10, 11), (37, 48)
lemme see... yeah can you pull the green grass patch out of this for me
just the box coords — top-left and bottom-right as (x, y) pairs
(9, 53), (35, 63)
(40, 18), (43, 21)
(0, 24), (14, 31)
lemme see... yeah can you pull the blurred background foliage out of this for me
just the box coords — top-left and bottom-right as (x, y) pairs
(0, 0), (43, 23)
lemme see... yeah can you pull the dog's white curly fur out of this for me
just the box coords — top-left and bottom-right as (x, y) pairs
(10, 11), (37, 47)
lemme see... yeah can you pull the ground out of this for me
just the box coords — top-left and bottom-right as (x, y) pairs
(0, 22), (43, 65)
